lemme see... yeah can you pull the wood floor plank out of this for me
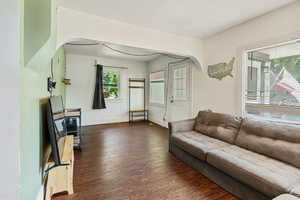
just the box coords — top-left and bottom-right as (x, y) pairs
(53, 122), (238, 200)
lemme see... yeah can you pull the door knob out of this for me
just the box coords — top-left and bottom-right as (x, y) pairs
(170, 96), (174, 103)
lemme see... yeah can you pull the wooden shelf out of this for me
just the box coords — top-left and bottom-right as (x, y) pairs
(129, 86), (144, 89)
(130, 110), (148, 113)
(129, 78), (147, 122)
(52, 112), (65, 120)
(129, 79), (145, 82)
(65, 108), (81, 117)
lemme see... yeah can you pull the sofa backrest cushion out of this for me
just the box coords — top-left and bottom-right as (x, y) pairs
(236, 118), (300, 168)
(194, 111), (242, 144)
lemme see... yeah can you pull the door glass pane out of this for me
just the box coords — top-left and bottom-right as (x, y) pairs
(173, 67), (187, 100)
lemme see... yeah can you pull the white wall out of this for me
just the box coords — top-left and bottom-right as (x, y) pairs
(201, 1), (300, 116)
(0, 0), (20, 199)
(57, 7), (204, 69)
(147, 56), (200, 127)
(66, 54), (148, 126)
(63, 1), (300, 127)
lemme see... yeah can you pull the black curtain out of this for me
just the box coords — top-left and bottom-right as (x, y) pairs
(92, 64), (106, 109)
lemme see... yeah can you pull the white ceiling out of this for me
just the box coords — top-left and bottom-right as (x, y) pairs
(58, 0), (295, 38)
(64, 40), (165, 62)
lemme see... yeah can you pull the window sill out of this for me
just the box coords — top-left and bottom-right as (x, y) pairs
(105, 98), (123, 103)
(149, 103), (165, 107)
(246, 114), (300, 125)
(246, 103), (300, 110)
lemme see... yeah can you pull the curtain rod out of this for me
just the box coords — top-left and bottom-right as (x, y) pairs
(94, 60), (128, 69)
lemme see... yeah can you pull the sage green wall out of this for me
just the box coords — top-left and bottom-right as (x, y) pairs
(21, 0), (66, 199)
(52, 48), (67, 102)
(24, 0), (51, 65)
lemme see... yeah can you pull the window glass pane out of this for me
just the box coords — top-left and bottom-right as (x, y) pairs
(150, 71), (165, 105)
(103, 71), (118, 87)
(103, 71), (119, 99)
(247, 67), (258, 101)
(103, 87), (119, 99)
(150, 82), (165, 104)
(245, 41), (300, 122)
(150, 71), (165, 81)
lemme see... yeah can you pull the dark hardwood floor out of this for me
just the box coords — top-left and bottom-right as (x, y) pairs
(53, 122), (238, 200)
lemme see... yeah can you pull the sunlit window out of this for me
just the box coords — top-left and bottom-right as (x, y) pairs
(103, 71), (120, 99)
(245, 41), (300, 122)
(150, 71), (165, 105)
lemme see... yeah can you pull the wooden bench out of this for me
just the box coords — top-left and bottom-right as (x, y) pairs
(45, 135), (74, 200)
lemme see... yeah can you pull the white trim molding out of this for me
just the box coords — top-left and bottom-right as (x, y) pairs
(35, 186), (44, 200)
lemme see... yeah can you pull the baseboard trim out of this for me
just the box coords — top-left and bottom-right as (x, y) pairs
(148, 118), (168, 128)
(148, 120), (168, 129)
(83, 121), (130, 127)
(36, 186), (44, 200)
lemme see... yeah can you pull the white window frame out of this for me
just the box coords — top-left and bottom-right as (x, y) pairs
(241, 39), (300, 124)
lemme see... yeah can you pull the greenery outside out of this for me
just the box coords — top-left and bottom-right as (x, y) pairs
(270, 54), (300, 106)
(103, 71), (119, 99)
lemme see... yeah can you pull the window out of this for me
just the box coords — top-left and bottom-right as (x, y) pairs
(245, 41), (300, 122)
(150, 71), (165, 105)
(103, 71), (120, 99)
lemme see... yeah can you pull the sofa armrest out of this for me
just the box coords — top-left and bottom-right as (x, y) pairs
(291, 185), (300, 199)
(168, 118), (195, 135)
(273, 194), (300, 200)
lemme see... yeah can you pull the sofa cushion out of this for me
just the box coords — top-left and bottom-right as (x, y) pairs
(207, 145), (300, 197)
(291, 185), (300, 198)
(171, 131), (231, 161)
(236, 118), (300, 168)
(273, 194), (300, 200)
(194, 111), (242, 144)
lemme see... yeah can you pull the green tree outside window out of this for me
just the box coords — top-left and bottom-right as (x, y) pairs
(103, 71), (120, 99)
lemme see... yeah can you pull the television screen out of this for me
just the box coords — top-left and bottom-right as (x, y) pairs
(47, 97), (67, 166)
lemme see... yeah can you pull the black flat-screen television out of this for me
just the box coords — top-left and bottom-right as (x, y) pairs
(47, 96), (67, 168)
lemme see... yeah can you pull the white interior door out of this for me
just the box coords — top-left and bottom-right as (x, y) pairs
(167, 61), (192, 122)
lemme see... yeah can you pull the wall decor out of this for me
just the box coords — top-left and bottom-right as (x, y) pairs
(62, 78), (71, 85)
(207, 57), (235, 80)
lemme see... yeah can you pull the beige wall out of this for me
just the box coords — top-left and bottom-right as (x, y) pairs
(200, 1), (300, 116)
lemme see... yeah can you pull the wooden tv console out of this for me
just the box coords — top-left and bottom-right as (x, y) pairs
(45, 135), (74, 200)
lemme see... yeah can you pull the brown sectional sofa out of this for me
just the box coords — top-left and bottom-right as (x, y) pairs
(169, 110), (300, 200)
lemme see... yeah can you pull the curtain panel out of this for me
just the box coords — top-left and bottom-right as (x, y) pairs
(92, 64), (106, 109)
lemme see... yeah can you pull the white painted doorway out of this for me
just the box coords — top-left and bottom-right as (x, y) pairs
(167, 61), (192, 122)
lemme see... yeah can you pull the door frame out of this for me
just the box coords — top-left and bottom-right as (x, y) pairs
(166, 59), (193, 122)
